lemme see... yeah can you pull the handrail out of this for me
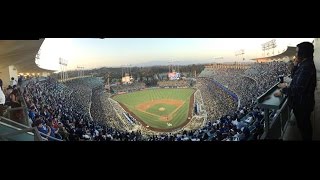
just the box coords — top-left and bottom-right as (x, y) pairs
(0, 121), (42, 141)
(33, 127), (43, 141)
(257, 82), (280, 102)
(38, 131), (63, 141)
(259, 96), (289, 139)
(18, 88), (28, 108)
(0, 116), (63, 141)
(0, 121), (29, 131)
(0, 116), (62, 141)
(4, 88), (30, 126)
(6, 107), (27, 111)
(5, 106), (29, 126)
(0, 116), (30, 129)
(0, 126), (37, 138)
(270, 98), (288, 124)
(5, 80), (63, 141)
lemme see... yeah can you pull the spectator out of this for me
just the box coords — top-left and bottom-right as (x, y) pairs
(29, 106), (36, 122)
(275, 42), (316, 140)
(21, 71), (279, 141)
(58, 122), (69, 141)
(0, 79), (6, 116)
(8, 89), (21, 108)
(18, 75), (23, 86)
(5, 86), (13, 99)
(34, 119), (51, 140)
(48, 119), (62, 140)
(10, 77), (18, 87)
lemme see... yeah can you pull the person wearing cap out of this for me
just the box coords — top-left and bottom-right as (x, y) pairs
(5, 86), (13, 99)
(274, 41), (316, 140)
(10, 77), (17, 87)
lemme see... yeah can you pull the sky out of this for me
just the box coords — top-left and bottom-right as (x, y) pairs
(36, 38), (314, 71)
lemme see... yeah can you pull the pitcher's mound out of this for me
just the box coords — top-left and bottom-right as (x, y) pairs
(158, 107), (165, 111)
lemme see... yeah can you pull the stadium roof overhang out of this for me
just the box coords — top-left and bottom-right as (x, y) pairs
(0, 39), (55, 74)
(251, 46), (296, 62)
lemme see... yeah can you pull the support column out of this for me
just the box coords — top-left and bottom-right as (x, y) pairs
(313, 38), (320, 140)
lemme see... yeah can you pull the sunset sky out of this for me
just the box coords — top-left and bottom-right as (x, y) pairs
(37, 38), (314, 71)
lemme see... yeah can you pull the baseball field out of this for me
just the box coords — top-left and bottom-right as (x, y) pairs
(112, 88), (195, 131)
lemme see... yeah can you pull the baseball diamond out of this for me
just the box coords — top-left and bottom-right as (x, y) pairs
(112, 88), (195, 131)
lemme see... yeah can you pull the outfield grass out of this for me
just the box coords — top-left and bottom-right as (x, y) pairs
(112, 88), (195, 130)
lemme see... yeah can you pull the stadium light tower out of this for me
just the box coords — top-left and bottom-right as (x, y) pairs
(59, 58), (68, 82)
(128, 64), (132, 76)
(107, 73), (111, 87)
(270, 39), (277, 55)
(59, 58), (63, 82)
(77, 65), (84, 78)
(121, 64), (124, 78)
(123, 64), (130, 76)
(175, 60), (180, 72)
(65, 59), (68, 81)
(262, 43), (266, 56)
(121, 64), (128, 78)
(168, 60), (174, 73)
(214, 57), (223, 60)
(262, 39), (277, 57)
(126, 64), (129, 76)
(235, 49), (245, 61)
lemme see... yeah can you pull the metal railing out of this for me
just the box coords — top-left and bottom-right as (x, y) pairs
(260, 98), (290, 139)
(0, 116), (42, 141)
(37, 130), (63, 141)
(0, 125), (42, 141)
(6, 106), (29, 126)
(257, 81), (291, 140)
(1, 79), (64, 141)
(0, 116), (63, 141)
(3, 87), (30, 126)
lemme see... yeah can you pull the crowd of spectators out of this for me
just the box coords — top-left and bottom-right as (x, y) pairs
(5, 61), (289, 141)
(157, 80), (189, 88)
(244, 61), (290, 96)
(111, 82), (145, 94)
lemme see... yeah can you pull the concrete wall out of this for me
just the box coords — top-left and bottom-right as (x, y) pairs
(0, 66), (10, 89)
(0, 65), (19, 89)
(8, 65), (18, 84)
(313, 38), (320, 140)
(42, 72), (50, 77)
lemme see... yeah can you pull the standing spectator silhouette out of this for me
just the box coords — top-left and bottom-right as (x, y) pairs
(18, 75), (23, 86)
(10, 77), (17, 87)
(275, 42), (316, 140)
(0, 79), (6, 116)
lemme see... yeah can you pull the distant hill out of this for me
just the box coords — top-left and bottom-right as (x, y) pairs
(132, 60), (213, 67)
